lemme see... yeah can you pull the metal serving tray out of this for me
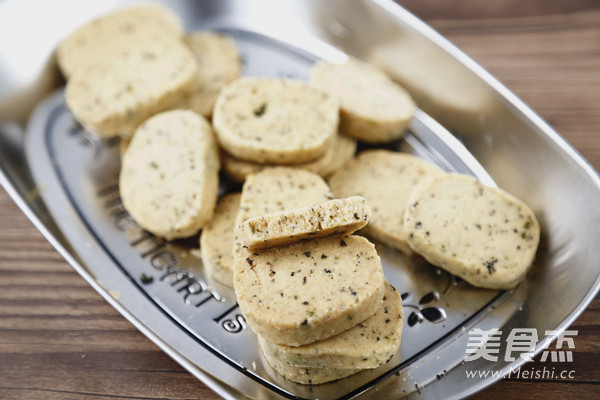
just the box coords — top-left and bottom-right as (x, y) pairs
(1, 1), (599, 399)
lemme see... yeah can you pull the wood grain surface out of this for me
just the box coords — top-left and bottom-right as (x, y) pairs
(1, 1), (599, 399)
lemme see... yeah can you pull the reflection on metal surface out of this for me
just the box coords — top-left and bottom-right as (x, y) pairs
(0, 0), (132, 122)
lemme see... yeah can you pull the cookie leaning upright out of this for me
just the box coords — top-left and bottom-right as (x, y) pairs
(213, 78), (339, 164)
(404, 173), (540, 289)
(120, 110), (219, 240)
(328, 150), (444, 254)
(182, 31), (243, 118)
(56, 4), (184, 78)
(200, 193), (241, 287)
(66, 37), (198, 138)
(310, 58), (416, 143)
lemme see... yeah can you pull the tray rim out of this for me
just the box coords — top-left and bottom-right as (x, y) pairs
(375, 0), (600, 396)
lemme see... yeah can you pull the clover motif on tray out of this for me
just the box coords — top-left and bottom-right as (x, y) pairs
(399, 269), (462, 327)
(401, 291), (447, 327)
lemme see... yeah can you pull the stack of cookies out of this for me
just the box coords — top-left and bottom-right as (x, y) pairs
(201, 168), (404, 384)
(231, 168), (403, 384)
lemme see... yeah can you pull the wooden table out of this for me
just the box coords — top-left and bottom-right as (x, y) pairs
(1, 1), (599, 399)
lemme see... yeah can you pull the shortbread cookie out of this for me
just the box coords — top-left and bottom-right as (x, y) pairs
(181, 31), (242, 118)
(259, 282), (402, 370)
(119, 138), (130, 158)
(261, 347), (361, 385)
(66, 37), (197, 138)
(240, 196), (370, 250)
(310, 59), (415, 143)
(233, 167), (333, 258)
(213, 78), (339, 164)
(57, 4), (184, 78)
(328, 150), (444, 254)
(120, 110), (219, 240)
(200, 193), (241, 287)
(222, 134), (356, 182)
(404, 173), (540, 289)
(234, 235), (385, 346)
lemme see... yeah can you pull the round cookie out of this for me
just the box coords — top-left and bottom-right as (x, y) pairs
(222, 134), (356, 182)
(66, 37), (198, 138)
(119, 137), (130, 159)
(182, 31), (242, 118)
(120, 110), (219, 240)
(310, 58), (415, 143)
(200, 193), (241, 287)
(403, 173), (540, 289)
(260, 347), (361, 385)
(328, 150), (444, 254)
(233, 235), (385, 346)
(57, 4), (184, 78)
(212, 78), (339, 164)
(258, 282), (402, 370)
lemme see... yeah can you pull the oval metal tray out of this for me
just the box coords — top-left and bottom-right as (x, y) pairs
(1, 1), (600, 399)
